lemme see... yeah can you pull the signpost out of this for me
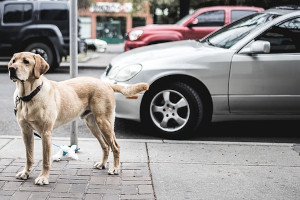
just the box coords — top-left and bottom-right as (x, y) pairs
(70, 0), (78, 147)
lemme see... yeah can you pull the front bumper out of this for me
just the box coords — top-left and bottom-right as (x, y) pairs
(114, 92), (143, 121)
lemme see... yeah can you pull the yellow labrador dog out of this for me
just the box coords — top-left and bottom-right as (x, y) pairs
(8, 52), (149, 185)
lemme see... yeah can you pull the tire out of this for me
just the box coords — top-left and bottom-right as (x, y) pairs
(24, 43), (59, 72)
(141, 82), (205, 139)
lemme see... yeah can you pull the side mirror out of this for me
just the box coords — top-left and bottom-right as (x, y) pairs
(240, 40), (270, 54)
(187, 18), (198, 28)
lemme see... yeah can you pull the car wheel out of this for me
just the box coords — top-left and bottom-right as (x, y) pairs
(142, 82), (204, 139)
(24, 43), (58, 71)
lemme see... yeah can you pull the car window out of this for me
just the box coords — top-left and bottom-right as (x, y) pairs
(256, 17), (300, 53)
(195, 10), (225, 27)
(40, 3), (68, 21)
(231, 10), (257, 22)
(176, 13), (193, 25)
(3, 3), (33, 23)
(204, 13), (279, 49)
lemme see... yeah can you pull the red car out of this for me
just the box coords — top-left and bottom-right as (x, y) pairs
(125, 6), (264, 51)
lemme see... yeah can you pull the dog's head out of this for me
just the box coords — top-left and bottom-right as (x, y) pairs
(8, 52), (50, 82)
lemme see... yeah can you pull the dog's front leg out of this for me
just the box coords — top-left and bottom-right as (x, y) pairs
(16, 127), (34, 180)
(35, 131), (51, 185)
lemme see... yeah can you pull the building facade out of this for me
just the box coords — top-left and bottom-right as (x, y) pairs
(78, 0), (153, 43)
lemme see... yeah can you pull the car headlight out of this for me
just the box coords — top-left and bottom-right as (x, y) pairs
(128, 30), (143, 41)
(108, 64), (142, 82)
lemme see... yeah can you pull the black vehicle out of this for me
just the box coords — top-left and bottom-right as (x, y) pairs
(0, 0), (86, 71)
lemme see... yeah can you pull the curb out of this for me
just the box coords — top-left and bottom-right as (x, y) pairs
(0, 135), (294, 147)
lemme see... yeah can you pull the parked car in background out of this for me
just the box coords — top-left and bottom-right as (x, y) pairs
(0, 0), (86, 71)
(85, 39), (107, 52)
(125, 6), (264, 51)
(102, 6), (300, 139)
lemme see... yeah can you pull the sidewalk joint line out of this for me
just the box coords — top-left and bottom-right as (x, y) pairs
(145, 142), (157, 200)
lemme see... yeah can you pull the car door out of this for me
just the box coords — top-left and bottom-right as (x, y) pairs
(229, 17), (300, 114)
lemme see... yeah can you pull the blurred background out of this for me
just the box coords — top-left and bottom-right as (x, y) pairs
(78, 0), (299, 44)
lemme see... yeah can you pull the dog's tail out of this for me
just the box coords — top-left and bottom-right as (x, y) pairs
(110, 83), (149, 98)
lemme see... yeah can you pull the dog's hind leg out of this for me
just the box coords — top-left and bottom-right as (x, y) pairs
(94, 116), (120, 175)
(16, 125), (34, 180)
(83, 114), (110, 170)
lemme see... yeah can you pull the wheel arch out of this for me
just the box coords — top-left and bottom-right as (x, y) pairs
(20, 37), (60, 64)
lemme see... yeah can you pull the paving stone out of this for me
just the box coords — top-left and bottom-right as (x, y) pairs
(52, 183), (70, 193)
(89, 176), (105, 185)
(2, 165), (22, 173)
(77, 169), (91, 176)
(57, 179), (88, 184)
(29, 192), (49, 199)
(20, 184), (53, 192)
(121, 170), (135, 177)
(0, 196), (11, 200)
(0, 159), (14, 166)
(122, 176), (151, 181)
(103, 194), (120, 200)
(122, 180), (152, 185)
(0, 190), (15, 196)
(2, 181), (22, 190)
(69, 183), (87, 193)
(120, 194), (155, 199)
(84, 193), (102, 200)
(86, 188), (121, 194)
(0, 180), (5, 188)
(138, 185), (153, 194)
(50, 192), (84, 199)
(121, 185), (138, 195)
(10, 191), (31, 200)
(106, 176), (121, 185)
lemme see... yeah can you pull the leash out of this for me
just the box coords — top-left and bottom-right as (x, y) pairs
(14, 108), (80, 154)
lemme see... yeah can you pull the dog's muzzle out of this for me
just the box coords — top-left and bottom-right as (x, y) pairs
(8, 67), (19, 82)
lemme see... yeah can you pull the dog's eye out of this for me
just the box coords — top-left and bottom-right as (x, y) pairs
(12, 59), (15, 63)
(23, 59), (29, 64)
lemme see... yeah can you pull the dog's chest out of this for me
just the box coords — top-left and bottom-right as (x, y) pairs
(17, 103), (41, 122)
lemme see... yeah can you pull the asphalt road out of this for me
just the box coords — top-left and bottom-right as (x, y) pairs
(1, 67), (300, 143)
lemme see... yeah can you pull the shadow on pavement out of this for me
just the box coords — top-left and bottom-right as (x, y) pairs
(115, 118), (300, 143)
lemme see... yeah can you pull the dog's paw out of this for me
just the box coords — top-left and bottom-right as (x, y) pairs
(94, 162), (106, 169)
(16, 170), (30, 180)
(108, 167), (120, 175)
(35, 175), (49, 185)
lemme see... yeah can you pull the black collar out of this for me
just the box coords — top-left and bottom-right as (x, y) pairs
(17, 82), (43, 102)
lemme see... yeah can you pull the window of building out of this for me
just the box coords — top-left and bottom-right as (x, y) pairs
(132, 17), (146, 28)
(79, 17), (92, 39)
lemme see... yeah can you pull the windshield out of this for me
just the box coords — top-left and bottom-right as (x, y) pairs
(203, 13), (279, 49)
(176, 13), (193, 25)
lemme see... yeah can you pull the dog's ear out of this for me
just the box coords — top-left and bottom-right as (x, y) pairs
(33, 54), (50, 79)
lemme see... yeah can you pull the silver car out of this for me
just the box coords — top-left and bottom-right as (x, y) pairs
(101, 6), (300, 139)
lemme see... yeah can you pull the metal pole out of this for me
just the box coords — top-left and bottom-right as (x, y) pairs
(70, 0), (78, 147)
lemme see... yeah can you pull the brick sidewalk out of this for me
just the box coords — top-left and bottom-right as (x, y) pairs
(0, 158), (155, 200)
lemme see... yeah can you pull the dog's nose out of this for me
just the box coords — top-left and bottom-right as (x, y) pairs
(8, 66), (18, 80)
(9, 66), (16, 74)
